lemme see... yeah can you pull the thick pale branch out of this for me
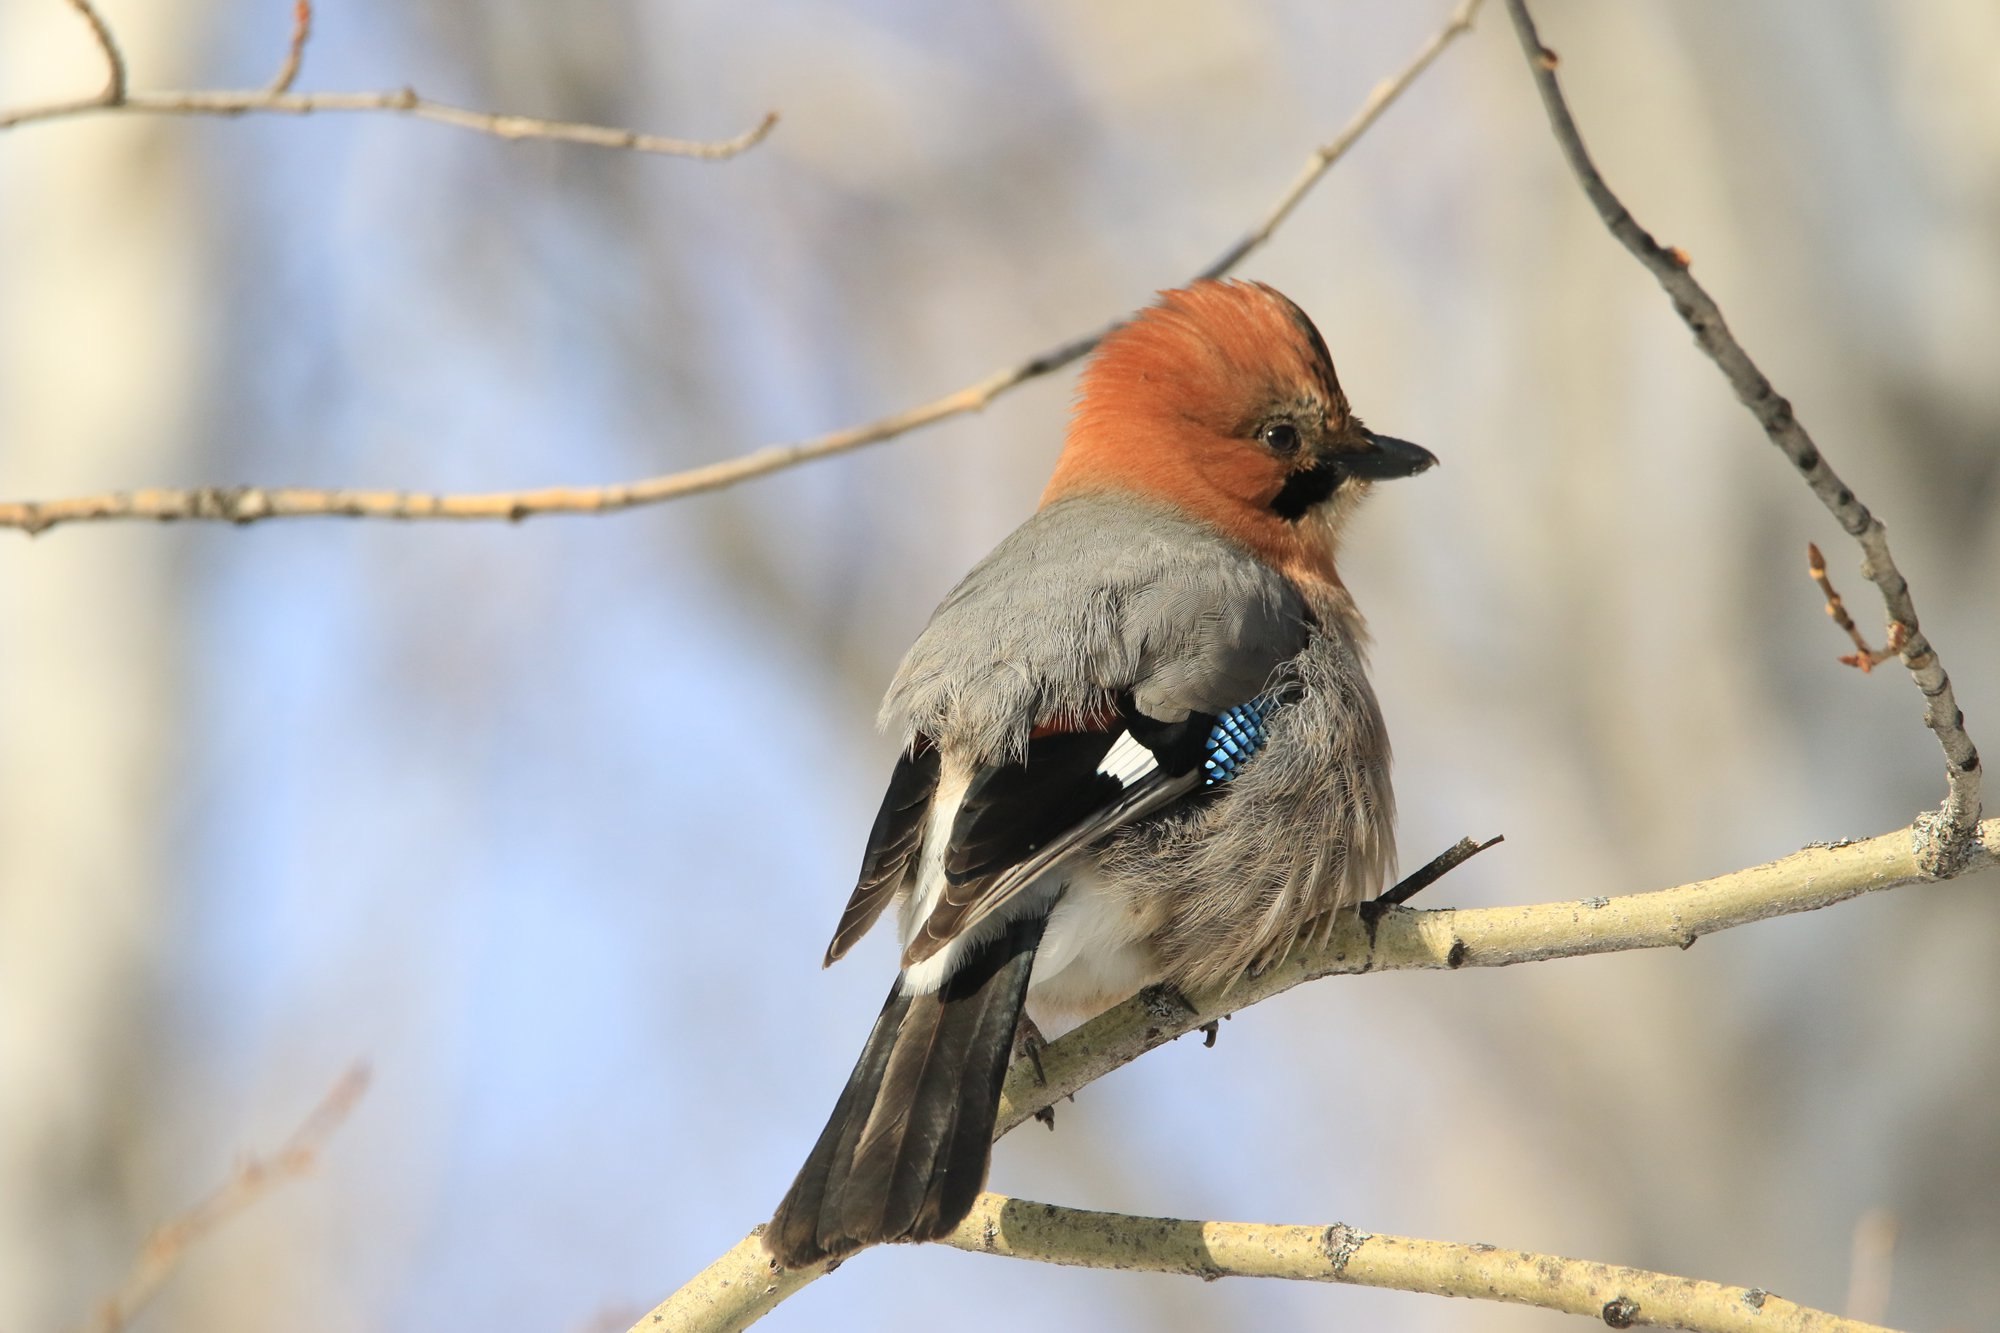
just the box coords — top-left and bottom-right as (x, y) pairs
(0, 0), (1484, 536)
(943, 1194), (1892, 1333)
(993, 819), (1996, 1135)
(639, 818), (1997, 1331)
(1502, 0), (1981, 852)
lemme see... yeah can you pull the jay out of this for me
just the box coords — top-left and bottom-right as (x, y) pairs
(766, 279), (1435, 1268)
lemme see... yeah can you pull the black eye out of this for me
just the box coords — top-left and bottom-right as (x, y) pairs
(1260, 422), (1300, 456)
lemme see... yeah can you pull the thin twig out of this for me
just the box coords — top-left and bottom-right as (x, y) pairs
(266, 0), (312, 97)
(941, 1195), (1893, 1333)
(0, 0), (775, 158)
(1806, 542), (1905, 672)
(1197, 0), (1486, 279)
(64, 0), (125, 104)
(0, 0), (1485, 537)
(1375, 832), (1502, 907)
(639, 817), (2000, 1331)
(81, 1064), (371, 1333)
(1502, 0), (1982, 859)
(0, 87), (779, 156)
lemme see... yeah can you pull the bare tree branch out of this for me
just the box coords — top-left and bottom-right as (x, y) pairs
(1195, 0), (1486, 279)
(1844, 1209), (1897, 1327)
(937, 1195), (1892, 1333)
(78, 1064), (371, 1333)
(0, 0), (776, 158)
(1500, 0), (1982, 861)
(0, 0), (1484, 537)
(642, 818), (1998, 1331)
(3, 92), (780, 155)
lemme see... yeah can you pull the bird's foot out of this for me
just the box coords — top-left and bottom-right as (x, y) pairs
(1014, 1012), (1049, 1087)
(1356, 898), (1390, 945)
(1138, 981), (1202, 1025)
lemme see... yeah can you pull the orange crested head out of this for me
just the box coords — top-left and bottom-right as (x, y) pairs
(1042, 280), (1434, 585)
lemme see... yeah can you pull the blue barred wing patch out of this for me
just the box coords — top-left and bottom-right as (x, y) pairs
(1203, 696), (1276, 787)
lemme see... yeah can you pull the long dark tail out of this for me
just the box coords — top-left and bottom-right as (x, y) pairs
(766, 915), (1044, 1268)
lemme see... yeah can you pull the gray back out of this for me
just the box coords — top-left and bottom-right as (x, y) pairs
(882, 493), (1310, 760)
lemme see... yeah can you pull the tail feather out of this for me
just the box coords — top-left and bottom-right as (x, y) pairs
(766, 916), (1043, 1268)
(765, 984), (912, 1268)
(923, 945), (1034, 1236)
(841, 991), (961, 1242)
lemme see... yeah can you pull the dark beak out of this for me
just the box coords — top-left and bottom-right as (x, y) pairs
(1344, 430), (1438, 480)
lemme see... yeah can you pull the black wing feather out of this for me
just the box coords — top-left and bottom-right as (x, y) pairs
(942, 730), (1122, 887)
(906, 707), (1214, 964)
(823, 744), (941, 966)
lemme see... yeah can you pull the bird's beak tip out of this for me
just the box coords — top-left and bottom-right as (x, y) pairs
(1355, 430), (1438, 480)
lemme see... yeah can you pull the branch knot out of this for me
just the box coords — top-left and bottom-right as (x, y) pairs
(1913, 807), (1979, 878)
(1321, 1222), (1369, 1275)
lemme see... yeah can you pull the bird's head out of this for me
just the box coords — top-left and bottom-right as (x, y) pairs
(1043, 279), (1435, 587)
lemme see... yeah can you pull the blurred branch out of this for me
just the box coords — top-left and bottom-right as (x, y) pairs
(1195, 0), (1486, 279)
(1845, 1209), (1897, 1326)
(0, 0), (1483, 538)
(265, 0), (310, 97)
(62, 0), (125, 105)
(639, 818), (1998, 1331)
(936, 1195), (1892, 1333)
(79, 1064), (371, 1333)
(1502, 0), (1983, 863)
(0, 0), (777, 157)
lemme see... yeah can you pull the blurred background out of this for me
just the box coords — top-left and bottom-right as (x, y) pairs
(3, 1), (1997, 1329)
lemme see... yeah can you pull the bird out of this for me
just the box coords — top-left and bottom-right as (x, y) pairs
(764, 278), (1436, 1269)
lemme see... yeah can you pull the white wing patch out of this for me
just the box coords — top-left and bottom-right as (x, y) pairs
(1096, 730), (1159, 788)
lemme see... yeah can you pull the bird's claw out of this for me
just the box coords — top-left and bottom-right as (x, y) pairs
(1014, 1013), (1049, 1087)
(1139, 981), (1200, 1022)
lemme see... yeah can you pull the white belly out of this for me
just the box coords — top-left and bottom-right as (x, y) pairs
(1026, 865), (1160, 1019)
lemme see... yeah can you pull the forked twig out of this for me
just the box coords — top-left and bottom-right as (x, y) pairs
(0, 0), (776, 158)
(1502, 0), (1981, 860)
